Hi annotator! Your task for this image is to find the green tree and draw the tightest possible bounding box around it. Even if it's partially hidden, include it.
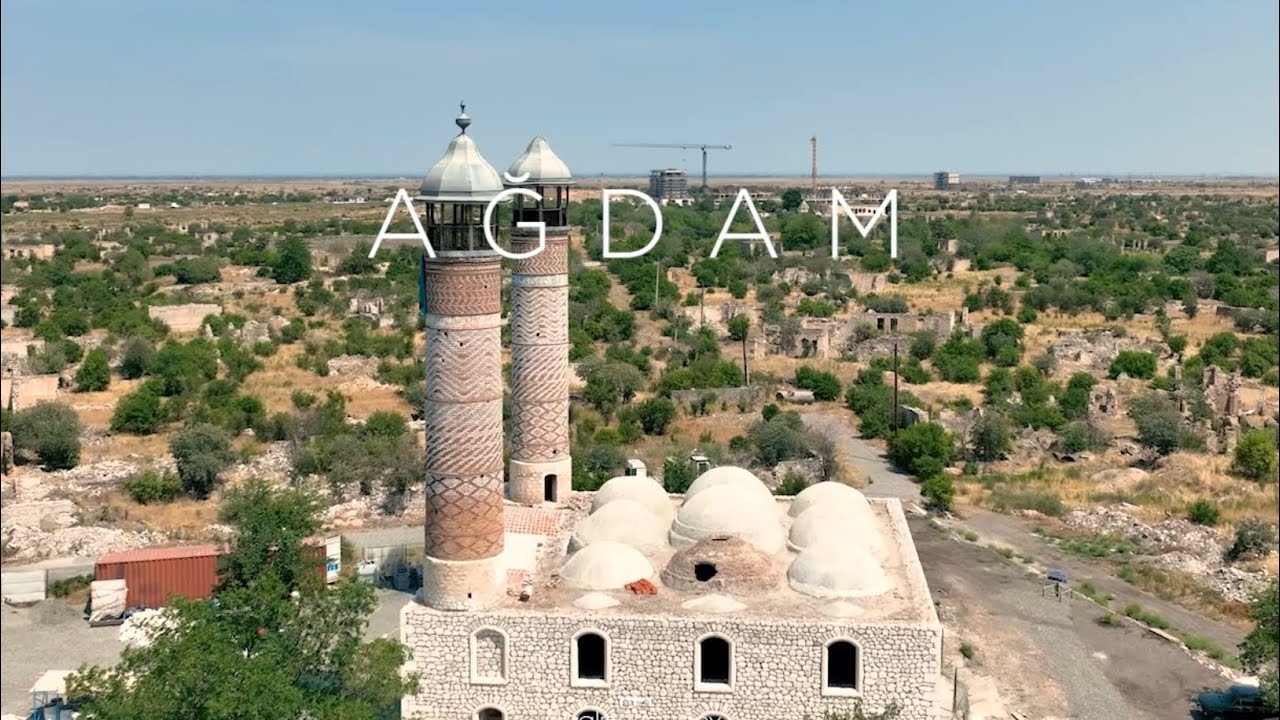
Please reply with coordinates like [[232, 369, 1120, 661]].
[[582, 361, 644, 419], [11, 401, 81, 470], [727, 313, 751, 342], [170, 423, 235, 499], [780, 188, 803, 211], [794, 366, 842, 401], [74, 348, 112, 392], [662, 456, 695, 493], [980, 318, 1024, 366], [119, 336, 155, 380], [67, 481, 418, 720], [111, 386, 166, 435], [1108, 350, 1157, 379], [1127, 393, 1190, 456], [969, 411, 1011, 462], [633, 397, 677, 435], [1239, 579, 1279, 710], [272, 237, 313, 284], [888, 422, 955, 479], [1232, 428, 1280, 483]]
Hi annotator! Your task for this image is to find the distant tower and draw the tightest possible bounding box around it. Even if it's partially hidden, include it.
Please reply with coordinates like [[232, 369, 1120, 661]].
[[810, 135, 818, 196], [417, 105, 507, 611], [505, 138, 574, 505]]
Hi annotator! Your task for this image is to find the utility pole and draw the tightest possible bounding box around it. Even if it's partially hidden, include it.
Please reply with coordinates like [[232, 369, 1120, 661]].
[[742, 331, 750, 386], [653, 262, 661, 310], [810, 135, 818, 197], [892, 342, 900, 437]]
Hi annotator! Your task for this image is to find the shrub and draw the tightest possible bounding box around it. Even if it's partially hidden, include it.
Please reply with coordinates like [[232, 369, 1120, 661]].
[[118, 337, 154, 379], [170, 423, 235, 499], [1128, 393, 1192, 456], [111, 387, 166, 435], [123, 469, 182, 504], [362, 410, 407, 439], [727, 314, 750, 342], [73, 348, 111, 392], [662, 456, 695, 494], [921, 474, 956, 512], [271, 237, 313, 284], [794, 366, 841, 401], [1108, 350, 1157, 380], [11, 402, 81, 470], [48, 574, 93, 598], [632, 397, 677, 435], [774, 472, 809, 496], [958, 642, 976, 660], [969, 412, 1011, 462], [1225, 519, 1278, 563], [1186, 499, 1220, 527], [888, 422, 955, 479], [1232, 428, 1280, 484]]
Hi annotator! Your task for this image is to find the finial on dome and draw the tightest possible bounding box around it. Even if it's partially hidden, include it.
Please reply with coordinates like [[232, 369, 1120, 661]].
[[456, 101, 471, 134]]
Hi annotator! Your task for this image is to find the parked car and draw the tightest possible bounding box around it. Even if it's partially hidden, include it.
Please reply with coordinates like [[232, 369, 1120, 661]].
[[1196, 682, 1277, 720]]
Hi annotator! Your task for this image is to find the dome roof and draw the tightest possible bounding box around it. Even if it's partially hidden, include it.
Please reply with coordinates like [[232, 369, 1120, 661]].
[[560, 541, 654, 591], [788, 481, 872, 518], [787, 503, 883, 554], [506, 137, 573, 186], [661, 536, 779, 593], [680, 593, 747, 613], [418, 107, 504, 203], [591, 475, 674, 520], [670, 484, 784, 554], [787, 540, 890, 599], [570, 499, 667, 552], [684, 466, 776, 507]]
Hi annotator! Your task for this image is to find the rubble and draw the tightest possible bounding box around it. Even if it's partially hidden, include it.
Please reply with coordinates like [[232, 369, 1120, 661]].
[[1064, 506, 1269, 603]]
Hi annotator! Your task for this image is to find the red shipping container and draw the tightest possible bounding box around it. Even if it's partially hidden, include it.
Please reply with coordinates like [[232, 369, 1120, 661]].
[[95, 544, 222, 609]]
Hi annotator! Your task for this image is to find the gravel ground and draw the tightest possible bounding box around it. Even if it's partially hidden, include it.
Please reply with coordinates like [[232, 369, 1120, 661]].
[[0, 587, 415, 715], [913, 517, 1225, 720]]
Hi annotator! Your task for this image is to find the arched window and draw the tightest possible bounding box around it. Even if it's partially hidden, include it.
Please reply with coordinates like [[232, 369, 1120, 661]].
[[476, 708, 504, 720], [571, 629, 610, 688], [694, 633, 734, 692], [576, 711, 606, 720], [822, 638, 862, 696], [469, 627, 509, 686], [699, 715, 730, 720]]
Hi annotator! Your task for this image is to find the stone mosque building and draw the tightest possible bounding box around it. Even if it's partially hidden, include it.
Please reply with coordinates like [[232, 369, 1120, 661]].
[[400, 109, 942, 720]]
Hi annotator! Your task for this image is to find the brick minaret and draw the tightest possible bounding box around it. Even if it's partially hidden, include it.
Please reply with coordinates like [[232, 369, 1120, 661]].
[[504, 137, 574, 505], [417, 106, 506, 610]]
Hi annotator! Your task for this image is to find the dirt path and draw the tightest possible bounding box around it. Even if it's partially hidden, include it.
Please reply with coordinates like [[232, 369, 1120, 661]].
[[913, 517, 1225, 720], [961, 508, 1248, 652], [801, 410, 923, 504]]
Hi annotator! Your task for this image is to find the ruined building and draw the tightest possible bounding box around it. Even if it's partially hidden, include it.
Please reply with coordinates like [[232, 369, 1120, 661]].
[[400, 110, 941, 720]]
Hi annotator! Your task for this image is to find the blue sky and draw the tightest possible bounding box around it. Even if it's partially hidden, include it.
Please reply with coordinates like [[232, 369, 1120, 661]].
[[2, 0, 1277, 176]]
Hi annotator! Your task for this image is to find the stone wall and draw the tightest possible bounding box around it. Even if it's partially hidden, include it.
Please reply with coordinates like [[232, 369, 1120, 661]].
[[2, 374, 60, 410], [148, 303, 222, 334], [402, 605, 941, 720]]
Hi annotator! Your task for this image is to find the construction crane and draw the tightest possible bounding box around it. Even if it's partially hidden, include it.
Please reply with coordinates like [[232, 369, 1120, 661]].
[[612, 142, 732, 189]]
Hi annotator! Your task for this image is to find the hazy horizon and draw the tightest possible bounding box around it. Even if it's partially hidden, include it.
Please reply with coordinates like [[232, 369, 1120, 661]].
[[3, 1, 1277, 177]]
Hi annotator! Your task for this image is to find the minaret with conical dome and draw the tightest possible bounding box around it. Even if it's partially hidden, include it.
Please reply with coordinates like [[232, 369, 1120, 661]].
[[504, 137, 574, 505], [416, 105, 506, 610]]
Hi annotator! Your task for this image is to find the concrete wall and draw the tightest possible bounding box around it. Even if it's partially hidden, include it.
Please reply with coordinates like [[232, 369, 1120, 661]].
[[148, 303, 222, 334], [2, 374, 60, 410], [402, 606, 941, 720]]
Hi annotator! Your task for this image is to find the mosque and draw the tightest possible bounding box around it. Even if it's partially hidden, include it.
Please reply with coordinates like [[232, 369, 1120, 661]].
[[399, 108, 942, 720]]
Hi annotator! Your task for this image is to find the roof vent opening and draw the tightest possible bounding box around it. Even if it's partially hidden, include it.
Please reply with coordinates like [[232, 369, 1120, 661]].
[[694, 562, 718, 582]]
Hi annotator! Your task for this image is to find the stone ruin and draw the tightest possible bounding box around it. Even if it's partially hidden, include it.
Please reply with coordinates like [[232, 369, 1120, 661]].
[[1047, 329, 1146, 374]]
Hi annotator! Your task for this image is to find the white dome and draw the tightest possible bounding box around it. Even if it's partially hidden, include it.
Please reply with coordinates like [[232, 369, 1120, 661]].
[[419, 111, 504, 203], [788, 540, 890, 599], [670, 483, 784, 554], [570, 499, 667, 552], [560, 541, 654, 591], [788, 481, 872, 518], [591, 475, 674, 520], [506, 137, 573, 186], [684, 466, 775, 507], [787, 503, 883, 554]]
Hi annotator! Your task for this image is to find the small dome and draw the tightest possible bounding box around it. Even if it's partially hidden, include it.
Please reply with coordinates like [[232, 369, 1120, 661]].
[[684, 466, 775, 507], [573, 592, 621, 611], [591, 475, 674, 520], [560, 541, 654, 591], [570, 499, 667, 552], [788, 540, 890, 599], [506, 137, 573, 186], [419, 109, 504, 203], [787, 504, 883, 554], [670, 484, 784, 554], [788, 481, 872, 517], [661, 536, 779, 593]]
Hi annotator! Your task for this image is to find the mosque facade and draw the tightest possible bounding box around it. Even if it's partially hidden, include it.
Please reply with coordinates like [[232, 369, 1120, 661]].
[[400, 110, 942, 720]]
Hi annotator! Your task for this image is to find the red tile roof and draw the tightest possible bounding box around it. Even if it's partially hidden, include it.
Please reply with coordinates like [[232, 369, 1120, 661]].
[[97, 544, 221, 564]]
